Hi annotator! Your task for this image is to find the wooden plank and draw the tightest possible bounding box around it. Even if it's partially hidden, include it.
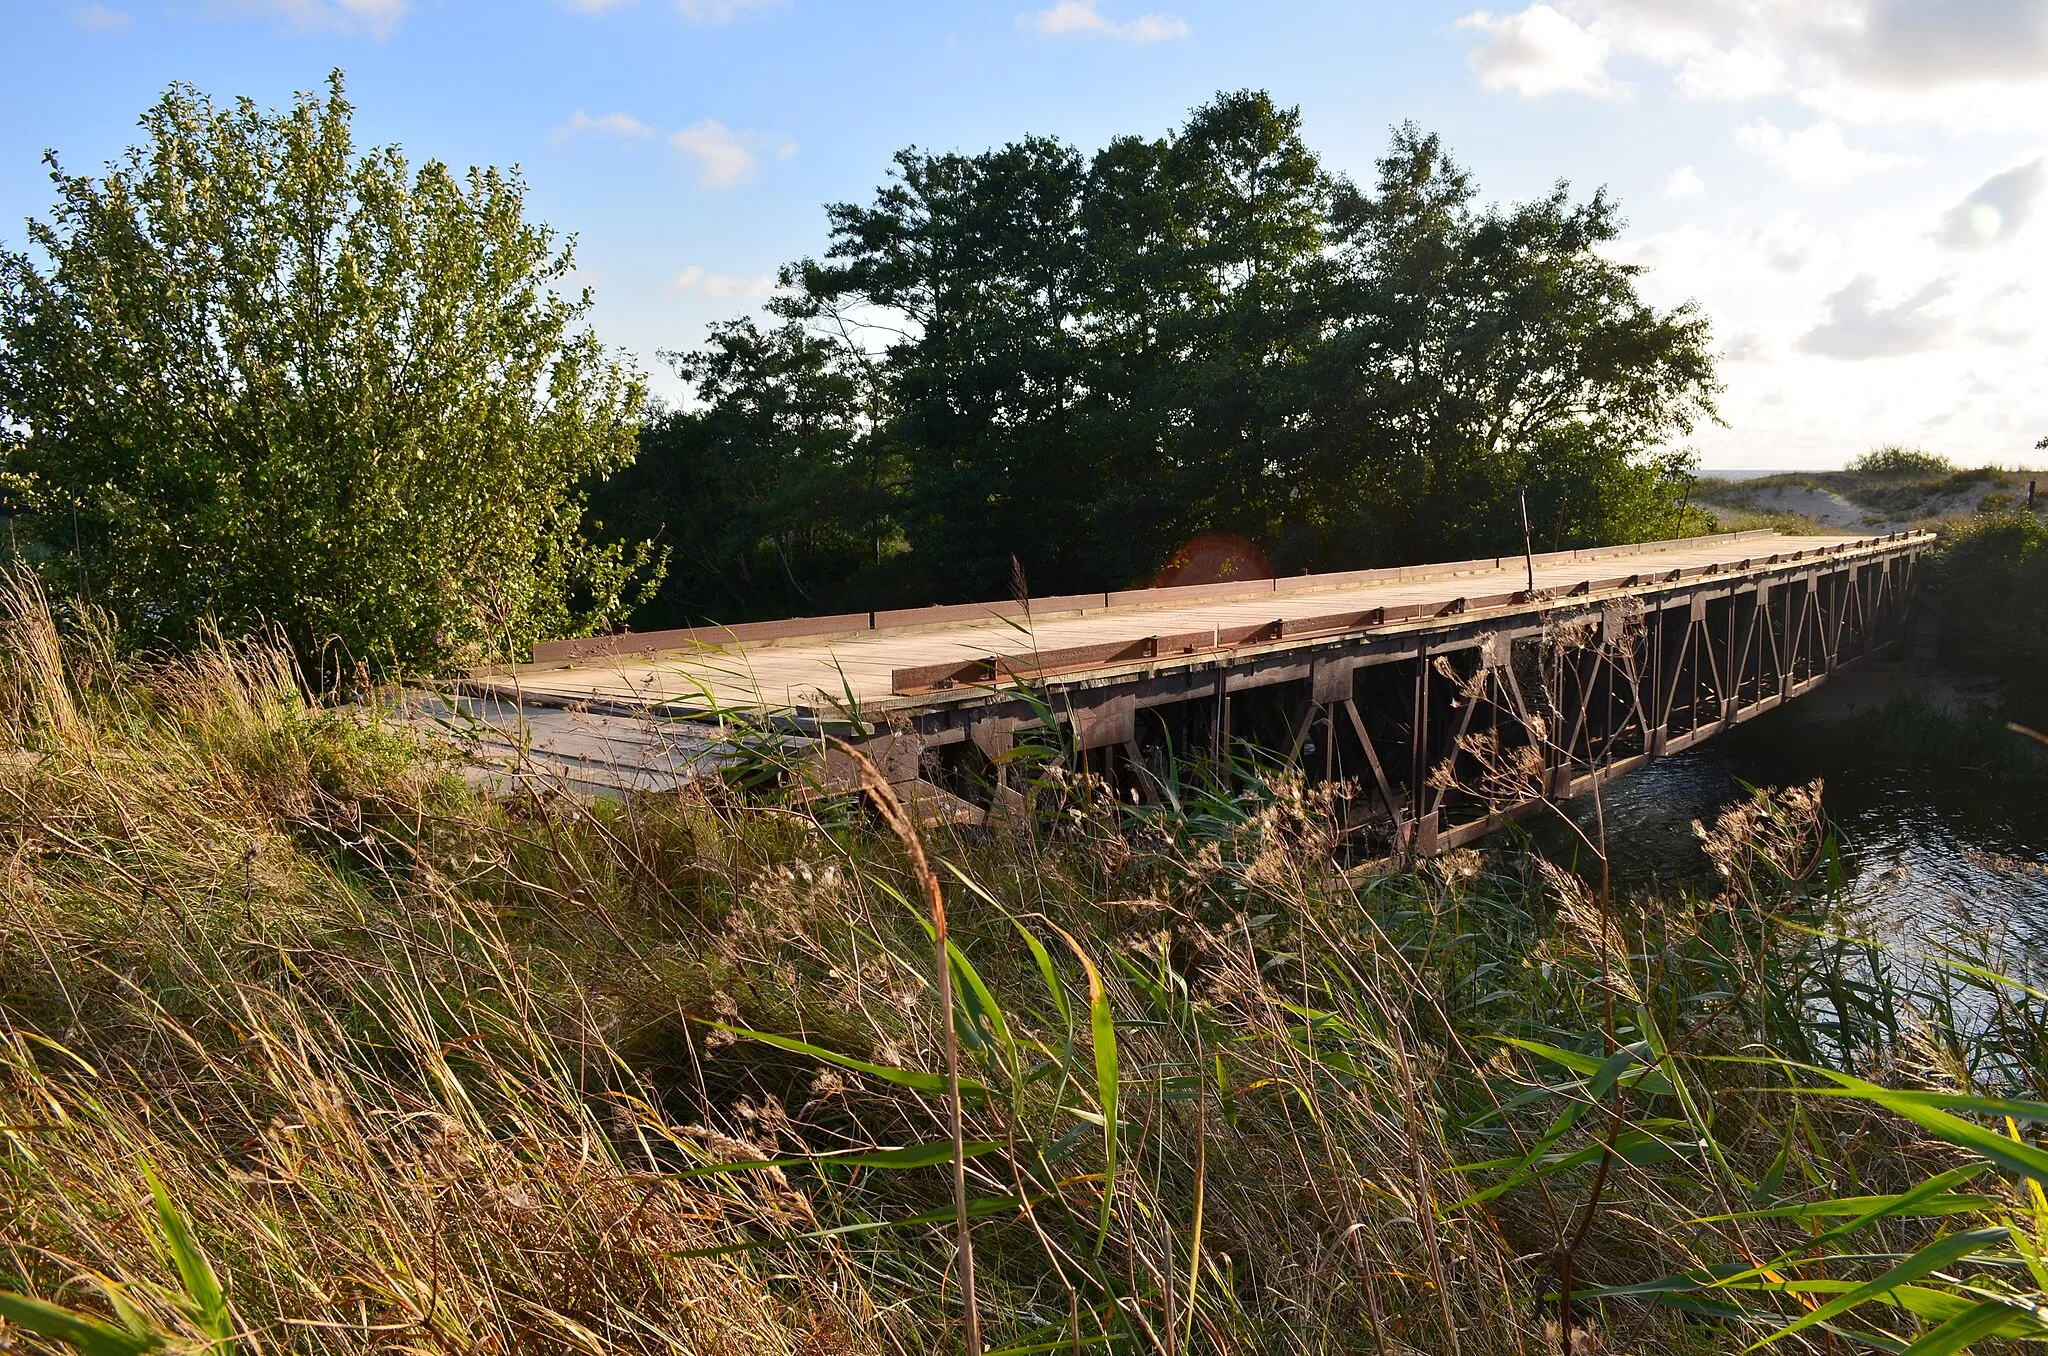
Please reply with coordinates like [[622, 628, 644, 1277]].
[[498, 531, 1930, 723], [815, 732, 923, 793], [1107, 577, 1277, 609], [532, 612, 872, 665]]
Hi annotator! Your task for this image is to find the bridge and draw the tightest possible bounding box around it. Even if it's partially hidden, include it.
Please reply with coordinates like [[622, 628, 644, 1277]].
[[461, 528, 1932, 858]]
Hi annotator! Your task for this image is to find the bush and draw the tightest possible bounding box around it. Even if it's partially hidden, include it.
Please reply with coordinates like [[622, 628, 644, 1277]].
[[1851, 444, 1953, 476], [1928, 510, 2048, 720], [0, 73, 656, 677]]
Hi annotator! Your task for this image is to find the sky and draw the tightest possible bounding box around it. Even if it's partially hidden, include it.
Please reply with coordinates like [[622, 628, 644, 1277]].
[[5, 0, 2047, 472]]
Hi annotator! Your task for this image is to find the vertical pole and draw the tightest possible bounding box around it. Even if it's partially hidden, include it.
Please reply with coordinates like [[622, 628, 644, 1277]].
[[1724, 587, 1739, 723], [1518, 485, 1537, 594], [1210, 681, 1224, 764], [1408, 649, 1428, 859]]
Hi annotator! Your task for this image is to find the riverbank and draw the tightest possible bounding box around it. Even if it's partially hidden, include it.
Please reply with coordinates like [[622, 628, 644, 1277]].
[[1694, 459, 2036, 535], [1537, 653, 2048, 980]]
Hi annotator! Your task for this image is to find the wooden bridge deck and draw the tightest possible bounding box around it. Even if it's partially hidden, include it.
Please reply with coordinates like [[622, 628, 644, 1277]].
[[485, 529, 1920, 725], [451, 527, 1933, 851]]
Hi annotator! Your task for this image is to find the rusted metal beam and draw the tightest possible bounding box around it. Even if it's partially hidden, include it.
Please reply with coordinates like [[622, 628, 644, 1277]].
[[734, 536, 1937, 852]]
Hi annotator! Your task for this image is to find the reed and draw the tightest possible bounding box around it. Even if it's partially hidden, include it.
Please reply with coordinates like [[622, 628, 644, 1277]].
[[0, 572, 2043, 1355]]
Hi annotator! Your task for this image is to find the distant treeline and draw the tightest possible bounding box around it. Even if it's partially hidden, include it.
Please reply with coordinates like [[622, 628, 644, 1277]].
[[595, 91, 1721, 627]]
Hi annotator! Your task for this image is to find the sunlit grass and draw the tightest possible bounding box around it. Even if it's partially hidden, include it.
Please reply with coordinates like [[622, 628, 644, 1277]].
[[1, 571, 2044, 1355]]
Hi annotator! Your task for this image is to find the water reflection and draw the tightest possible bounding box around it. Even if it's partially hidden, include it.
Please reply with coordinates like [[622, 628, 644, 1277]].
[[1526, 702, 2048, 960]]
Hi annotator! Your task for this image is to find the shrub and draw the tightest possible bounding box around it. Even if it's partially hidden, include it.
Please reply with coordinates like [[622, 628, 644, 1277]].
[[1928, 510, 2048, 720], [1852, 444, 1953, 476], [0, 73, 657, 677]]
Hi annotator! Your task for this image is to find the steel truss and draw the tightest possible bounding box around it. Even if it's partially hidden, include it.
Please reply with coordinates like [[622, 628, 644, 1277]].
[[834, 540, 1929, 855]]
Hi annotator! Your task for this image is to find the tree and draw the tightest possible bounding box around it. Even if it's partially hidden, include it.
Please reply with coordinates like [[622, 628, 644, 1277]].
[[1087, 91, 1338, 582], [0, 72, 653, 674], [638, 99, 1720, 621], [792, 135, 1094, 600], [1301, 126, 1719, 568], [590, 318, 890, 625]]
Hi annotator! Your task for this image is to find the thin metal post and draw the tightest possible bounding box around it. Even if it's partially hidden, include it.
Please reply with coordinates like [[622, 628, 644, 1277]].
[[1518, 485, 1537, 594]]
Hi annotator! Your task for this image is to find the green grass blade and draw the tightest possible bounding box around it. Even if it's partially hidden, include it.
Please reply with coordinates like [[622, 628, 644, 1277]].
[[1698, 1179, 1993, 1224], [1749, 1227, 2010, 1349], [673, 1140, 1004, 1178], [1897, 1300, 2048, 1355], [1806, 1075, 2048, 1188], [1009, 915, 1072, 1031], [1702, 1168, 2000, 1302], [1046, 921, 1118, 1252], [704, 1022, 987, 1098], [142, 1161, 230, 1344], [0, 1293, 162, 1356]]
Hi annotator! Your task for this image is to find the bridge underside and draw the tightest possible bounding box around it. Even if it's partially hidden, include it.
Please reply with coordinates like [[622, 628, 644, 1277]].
[[482, 531, 1931, 856], [1039, 551, 1921, 860]]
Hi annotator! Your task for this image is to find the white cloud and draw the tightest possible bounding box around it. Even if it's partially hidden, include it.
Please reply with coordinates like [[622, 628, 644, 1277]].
[[562, 0, 637, 10], [1835, 0, 2048, 89], [550, 110, 656, 143], [227, 0, 408, 37], [1458, 4, 1626, 98], [675, 0, 779, 20], [1609, 192, 2048, 467], [1020, 2, 1189, 42], [669, 120, 794, 189], [1752, 213, 1825, 273], [71, 4, 132, 29], [1456, 3, 2048, 130], [1664, 165, 1706, 198], [1798, 274, 1954, 359], [1936, 158, 2046, 249], [1673, 42, 1783, 100], [665, 265, 778, 299], [1735, 118, 1918, 185], [1720, 331, 1766, 362]]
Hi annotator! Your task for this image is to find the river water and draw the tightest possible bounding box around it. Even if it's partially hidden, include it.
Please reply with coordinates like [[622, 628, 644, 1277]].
[[1529, 687, 2048, 961]]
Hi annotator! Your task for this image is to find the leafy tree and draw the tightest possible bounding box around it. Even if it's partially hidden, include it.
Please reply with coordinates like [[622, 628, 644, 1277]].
[[1088, 92, 1338, 583], [1302, 126, 1718, 568], [790, 135, 1094, 600], [0, 72, 652, 674], [637, 96, 1720, 619], [590, 318, 889, 625]]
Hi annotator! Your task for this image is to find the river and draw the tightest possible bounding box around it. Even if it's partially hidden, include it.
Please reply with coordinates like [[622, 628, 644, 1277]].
[[1529, 674, 2048, 963]]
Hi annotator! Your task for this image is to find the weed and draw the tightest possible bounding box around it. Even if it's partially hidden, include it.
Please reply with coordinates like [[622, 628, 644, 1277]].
[[0, 574, 2044, 1354]]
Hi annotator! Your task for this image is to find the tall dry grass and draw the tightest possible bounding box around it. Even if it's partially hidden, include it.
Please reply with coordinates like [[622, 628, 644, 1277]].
[[1, 571, 2044, 1355]]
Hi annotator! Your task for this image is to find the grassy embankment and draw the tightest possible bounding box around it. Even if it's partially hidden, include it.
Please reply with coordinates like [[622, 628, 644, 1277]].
[[1695, 446, 2034, 536], [2, 571, 2047, 1355], [1699, 447, 2047, 757]]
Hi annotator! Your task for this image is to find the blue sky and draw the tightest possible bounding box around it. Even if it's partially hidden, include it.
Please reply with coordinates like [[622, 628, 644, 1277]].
[[6, 0, 2047, 470]]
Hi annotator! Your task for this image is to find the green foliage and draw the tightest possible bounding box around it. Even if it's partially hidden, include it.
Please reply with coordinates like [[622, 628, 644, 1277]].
[[7, 588, 2048, 1353], [1844, 691, 2047, 780], [1853, 444, 1956, 477], [589, 319, 893, 626], [0, 1294, 163, 1356], [1928, 511, 2048, 720], [1303, 125, 1718, 567], [625, 95, 1720, 611], [0, 72, 655, 675]]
